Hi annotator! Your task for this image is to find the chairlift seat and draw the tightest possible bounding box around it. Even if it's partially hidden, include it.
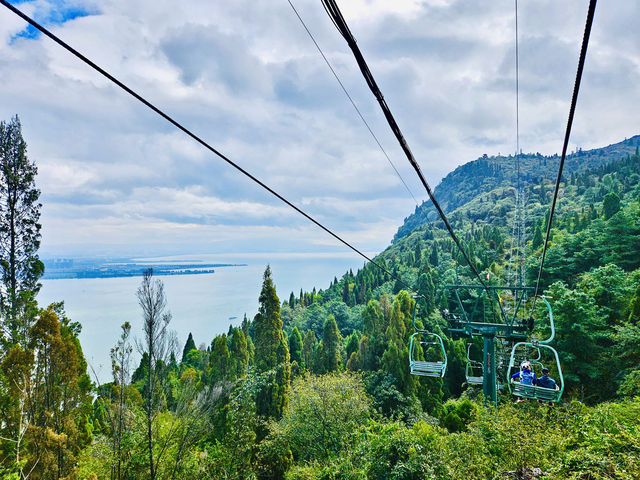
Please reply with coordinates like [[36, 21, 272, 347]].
[[512, 382, 561, 402], [410, 360, 447, 377]]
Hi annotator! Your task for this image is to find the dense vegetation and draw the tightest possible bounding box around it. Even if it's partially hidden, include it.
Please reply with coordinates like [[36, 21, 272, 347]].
[[0, 118, 639, 479]]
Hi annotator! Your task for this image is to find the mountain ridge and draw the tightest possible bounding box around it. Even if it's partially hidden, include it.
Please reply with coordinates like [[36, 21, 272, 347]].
[[395, 134, 640, 241]]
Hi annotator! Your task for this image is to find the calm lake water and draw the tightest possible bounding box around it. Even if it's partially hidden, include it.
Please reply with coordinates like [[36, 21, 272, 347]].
[[39, 252, 367, 380]]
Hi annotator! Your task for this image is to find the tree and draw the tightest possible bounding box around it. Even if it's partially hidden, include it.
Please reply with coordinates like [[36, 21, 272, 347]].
[[288, 326, 304, 372], [531, 224, 544, 249], [228, 327, 249, 380], [273, 373, 371, 460], [181, 332, 196, 364], [603, 191, 621, 220], [315, 314, 342, 374], [0, 115, 43, 341], [11, 305, 92, 478], [136, 268, 172, 480], [302, 330, 316, 370], [209, 334, 229, 383], [110, 321, 133, 480], [429, 243, 439, 267], [253, 266, 290, 420]]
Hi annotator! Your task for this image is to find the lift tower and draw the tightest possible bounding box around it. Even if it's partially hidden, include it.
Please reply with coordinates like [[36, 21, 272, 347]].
[[444, 285, 533, 405]]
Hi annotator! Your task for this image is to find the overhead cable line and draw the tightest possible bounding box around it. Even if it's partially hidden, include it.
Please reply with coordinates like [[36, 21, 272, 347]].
[[531, 0, 597, 309], [285, 0, 420, 206], [320, 0, 490, 291], [0, 0, 416, 293], [507, 0, 521, 289]]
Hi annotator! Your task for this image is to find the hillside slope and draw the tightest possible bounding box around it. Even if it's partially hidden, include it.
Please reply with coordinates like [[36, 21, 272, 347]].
[[395, 135, 640, 241]]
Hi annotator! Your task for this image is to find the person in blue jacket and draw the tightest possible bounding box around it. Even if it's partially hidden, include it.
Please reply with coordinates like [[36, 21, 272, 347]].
[[536, 367, 557, 390], [511, 361, 537, 385]]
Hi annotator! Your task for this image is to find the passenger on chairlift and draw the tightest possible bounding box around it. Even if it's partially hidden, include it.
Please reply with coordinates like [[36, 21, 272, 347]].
[[510, 361, 536, 385], [536, 367, 557, 390]]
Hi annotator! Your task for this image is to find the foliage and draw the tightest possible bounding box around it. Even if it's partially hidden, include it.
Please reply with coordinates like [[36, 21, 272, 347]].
[[273, 372, 371, 461]]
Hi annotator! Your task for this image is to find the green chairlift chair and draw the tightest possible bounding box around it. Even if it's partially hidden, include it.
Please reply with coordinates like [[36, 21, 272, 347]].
[[409, 296, 447, 378], [465, 343, 483, 385], [507, 296, 564, 402]]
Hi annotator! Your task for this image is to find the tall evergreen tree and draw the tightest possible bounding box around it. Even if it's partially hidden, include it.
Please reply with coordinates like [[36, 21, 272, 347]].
[[603, 191, 621, 220], [315, 314, 342, 374], [228, 327, 249, 380], [209, 334, 229, 383], [429, 244, 439, 267], [181, 332, 196, 363], [253, 266, 290, 419], [288, 292, 296, 309], [302, 330, 316, 370], [288, 326, 304, 369], [0, 115, 43, 340]]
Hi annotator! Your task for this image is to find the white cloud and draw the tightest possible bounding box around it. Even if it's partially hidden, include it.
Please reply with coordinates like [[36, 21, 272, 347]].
[[0, 0, 637, 260]]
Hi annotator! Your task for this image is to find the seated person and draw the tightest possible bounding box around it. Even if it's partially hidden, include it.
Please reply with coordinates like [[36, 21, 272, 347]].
[[511, 361, 536, 385], [536, 367, 557, 389]]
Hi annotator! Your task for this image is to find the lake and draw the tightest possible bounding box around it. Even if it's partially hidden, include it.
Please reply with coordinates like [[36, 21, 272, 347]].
[[38, 252, 368, 381]]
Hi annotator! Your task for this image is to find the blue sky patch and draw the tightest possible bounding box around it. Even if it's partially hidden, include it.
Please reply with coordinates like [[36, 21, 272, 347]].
[[10, 0, 98, 42]]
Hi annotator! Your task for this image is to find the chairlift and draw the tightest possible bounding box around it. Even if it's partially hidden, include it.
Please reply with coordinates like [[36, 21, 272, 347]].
[[409, 296, 447, 378], [465, 343, 483, 385], [507, 297, 564, 402]]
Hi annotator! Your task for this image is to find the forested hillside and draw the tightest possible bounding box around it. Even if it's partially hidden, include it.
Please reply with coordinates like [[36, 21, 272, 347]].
[[1, 128, 639, 479], [395, 135, 640, 239]]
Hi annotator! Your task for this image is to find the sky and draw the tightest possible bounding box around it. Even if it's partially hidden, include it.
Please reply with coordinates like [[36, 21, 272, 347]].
[[0, 0, 638, 260]]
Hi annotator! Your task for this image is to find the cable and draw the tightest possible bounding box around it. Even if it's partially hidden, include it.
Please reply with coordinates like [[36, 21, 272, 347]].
[[320, 0, 490, 291], [532, 0, 597, 308], [0, 0, 416, 293], [286, 0, 420, 206]]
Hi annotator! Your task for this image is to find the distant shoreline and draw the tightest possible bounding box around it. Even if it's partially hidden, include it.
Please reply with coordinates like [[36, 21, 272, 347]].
[[42, 263, 248, 280]]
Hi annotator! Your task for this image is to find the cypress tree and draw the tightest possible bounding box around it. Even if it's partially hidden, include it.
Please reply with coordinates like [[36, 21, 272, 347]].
[[345, 332, 360, 359], [288, 326, 304, 369], [254, 266, 290, 419], [228, 327, 249, 380], [342, 280, 350, 304], [302, 330, 316, 370], [414, 243, 422, 267], [316, 314, 342, 374], [289, 291, 295, 308], [429, 244, 439, 266], [209, 334, 229, 383], [181, 332, 196, 363]]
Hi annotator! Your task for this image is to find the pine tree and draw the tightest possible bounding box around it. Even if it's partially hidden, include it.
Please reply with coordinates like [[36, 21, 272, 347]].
[[253, 266, 290, 419], [0, 115, 43, 340], [181, 332, 196, 363]]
